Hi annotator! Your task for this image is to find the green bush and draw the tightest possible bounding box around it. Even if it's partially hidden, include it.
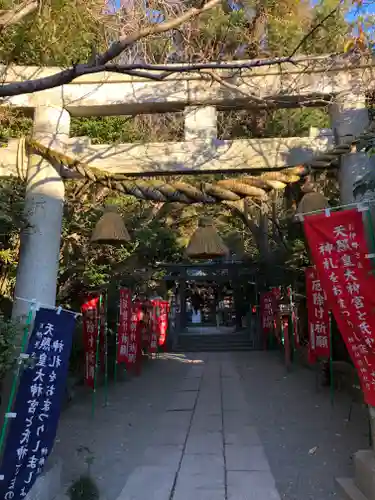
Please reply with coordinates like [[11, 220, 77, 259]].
[[68, 475, 100, 500], [0, 314, 21, 381]]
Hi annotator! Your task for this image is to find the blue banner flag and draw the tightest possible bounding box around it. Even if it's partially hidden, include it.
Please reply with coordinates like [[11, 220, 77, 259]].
[[0, 308, 77, 500]]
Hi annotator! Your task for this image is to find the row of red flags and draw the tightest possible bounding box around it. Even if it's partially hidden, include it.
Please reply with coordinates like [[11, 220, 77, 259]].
[[260, 208, 375, 406], [81, 291, 169, 388]]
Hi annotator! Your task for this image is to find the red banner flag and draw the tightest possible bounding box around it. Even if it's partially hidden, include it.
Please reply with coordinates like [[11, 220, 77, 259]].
[[158, 301, 169, 347], [149, 301, 159, 353], [260, 292, 276, 334], [117, 288, 132, 363], [128, 301, 142, 365], [151, 299, 169, 349], [304, 208, 375, 405], [82, 296, 99, 388], [305, 266, 330, 359]]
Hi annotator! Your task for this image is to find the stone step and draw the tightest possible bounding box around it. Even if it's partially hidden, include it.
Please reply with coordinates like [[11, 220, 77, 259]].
[[354, 450, 375, 500], [176, 333, 259, 352], [174, 345, 256, 352], [336, 478, 369, 500]]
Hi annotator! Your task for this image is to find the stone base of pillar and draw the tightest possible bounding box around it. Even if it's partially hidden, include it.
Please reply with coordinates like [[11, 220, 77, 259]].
[[336, 450, 375, 500]]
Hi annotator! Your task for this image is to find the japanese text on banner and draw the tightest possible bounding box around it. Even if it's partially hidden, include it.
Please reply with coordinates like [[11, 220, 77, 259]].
[[81, 296, 99, 388], [149, 301, 159, 354], [127, 302, 141, 365], [304, 209, 375, 405], [117, 289, 131, 363], [305, 267, 330, 358], [260, 292, 276, 334], [0, 308, 76, 500], [158, 301, 169, 347]]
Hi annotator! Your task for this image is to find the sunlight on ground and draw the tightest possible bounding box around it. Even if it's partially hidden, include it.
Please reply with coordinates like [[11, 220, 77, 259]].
[[160, 353, 205, 364]]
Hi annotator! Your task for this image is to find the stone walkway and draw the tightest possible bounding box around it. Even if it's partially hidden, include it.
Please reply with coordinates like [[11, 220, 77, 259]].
[[55, 351, 369, 500]]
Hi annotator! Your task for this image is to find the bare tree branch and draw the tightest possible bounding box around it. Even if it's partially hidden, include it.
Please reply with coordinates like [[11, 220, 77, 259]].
[[0, 0, 346, 98], [0, 0, 38, 30], [0, 52, 343, 97], [0, 0, 221, 96]]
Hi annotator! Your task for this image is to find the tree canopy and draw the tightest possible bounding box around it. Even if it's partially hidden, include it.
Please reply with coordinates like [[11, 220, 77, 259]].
[[0, 0, 370, 314]]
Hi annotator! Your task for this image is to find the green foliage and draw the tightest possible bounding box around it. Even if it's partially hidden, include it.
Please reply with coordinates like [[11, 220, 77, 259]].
[[0, 314, 21, 380], [305, 0, 349, 54], [70, 117, 147, 144], [68, 446, 98, 500], [266, 0, 348, 56], [0, 0, 106, 66], [0, 110, 32, 144], [68, 476, 99, 500]]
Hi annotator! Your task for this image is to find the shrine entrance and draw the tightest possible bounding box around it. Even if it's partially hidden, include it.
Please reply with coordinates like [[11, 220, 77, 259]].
[[161, 260, 261, 349]]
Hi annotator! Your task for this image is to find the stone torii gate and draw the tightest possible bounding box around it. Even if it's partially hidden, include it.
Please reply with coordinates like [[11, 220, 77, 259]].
[[0, 55, 375, 320]]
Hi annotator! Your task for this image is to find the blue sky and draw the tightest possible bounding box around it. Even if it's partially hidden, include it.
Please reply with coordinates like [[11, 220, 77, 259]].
[[347, 1, 375, 21], [113, 0, 375, 17], [112, 0, 375, 35]]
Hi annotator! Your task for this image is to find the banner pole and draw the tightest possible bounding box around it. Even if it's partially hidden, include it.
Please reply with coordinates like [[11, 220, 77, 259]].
[[364, 210, 375, 447], [288, 286, 295, 362], [328, 311, 334, 407], [92, 293, 102, 418], [0, 307, 33, 458], [365, 210, 375, 261], [104, 290, 109, 407]]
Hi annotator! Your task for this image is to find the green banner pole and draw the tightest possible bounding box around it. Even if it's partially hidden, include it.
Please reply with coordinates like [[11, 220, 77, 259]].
[[329, 311, 334, 407], [92, 293, 102, 419], [0, 307, 33, 456], [288, 287, 295, 361], [103, 290, 109, 407], [366, 209, 375, 258]]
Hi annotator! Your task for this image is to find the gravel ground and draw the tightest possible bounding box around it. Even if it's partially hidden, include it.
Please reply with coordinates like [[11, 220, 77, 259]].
[[234, 351, 369, 500]]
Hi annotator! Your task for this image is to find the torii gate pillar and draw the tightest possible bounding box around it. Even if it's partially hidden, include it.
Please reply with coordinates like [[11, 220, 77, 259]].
[[12, 106, 70, 320], [330, 92, 374, 204]]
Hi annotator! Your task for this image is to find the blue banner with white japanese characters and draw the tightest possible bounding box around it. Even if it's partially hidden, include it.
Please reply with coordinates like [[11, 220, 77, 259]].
[[0, 308, 77, 500]]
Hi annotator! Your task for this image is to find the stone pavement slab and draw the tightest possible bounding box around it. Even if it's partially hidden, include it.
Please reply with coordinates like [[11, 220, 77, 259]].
[[225, 444, 271, 471], [224, 426, 261, 446], [178, 452, 225, 473], [158, 410, 191, 428], [190, 413, 222, 432], [149, 427, 188, 446], [227, 471, 281, 500], [142, 445, 184, 467], [167, 391, 197, 411], [185, 431, 223, 454], [116, 466, 176, 500]]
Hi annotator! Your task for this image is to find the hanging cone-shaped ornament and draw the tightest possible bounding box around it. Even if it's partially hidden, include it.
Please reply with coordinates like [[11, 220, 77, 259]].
[[91, 205, 130, 246], [185, 217, 229, 260]]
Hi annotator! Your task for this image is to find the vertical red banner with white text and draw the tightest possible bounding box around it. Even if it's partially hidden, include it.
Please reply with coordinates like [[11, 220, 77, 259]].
[[82, 296, 99, 388], [149, 301, 159, 353], [304, 209, 375, 405], [305, 266, 330, 360], [158, 301, 169, 347], [117, 288, 132, 364], [260, 292, 276, 339], [128, 301, 142, 365]]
